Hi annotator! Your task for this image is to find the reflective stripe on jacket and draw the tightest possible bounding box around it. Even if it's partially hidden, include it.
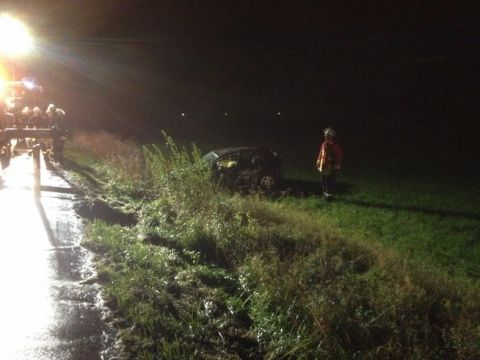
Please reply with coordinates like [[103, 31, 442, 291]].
[[317, 140, 342, 172]]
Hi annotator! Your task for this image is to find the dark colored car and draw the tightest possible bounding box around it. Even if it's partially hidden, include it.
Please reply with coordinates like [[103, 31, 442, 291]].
[[203, 146, 282, 191]]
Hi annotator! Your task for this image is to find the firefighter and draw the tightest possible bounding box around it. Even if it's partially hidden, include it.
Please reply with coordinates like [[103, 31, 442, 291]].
[[30, 107, 49, 128], [45, 103, 57, 127], [55, 108, 66, 129], [316, 127, 342, 200], [19, 106, 32, 128], [50, 108, 67, 162]]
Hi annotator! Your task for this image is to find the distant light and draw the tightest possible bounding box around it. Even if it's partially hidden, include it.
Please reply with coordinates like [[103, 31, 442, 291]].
[[22, 79, 35, 90], [181, 113, 185, 117], [224, 112, 228, 116], [277, 112, 281, 116], [0, 14, 33, 57]]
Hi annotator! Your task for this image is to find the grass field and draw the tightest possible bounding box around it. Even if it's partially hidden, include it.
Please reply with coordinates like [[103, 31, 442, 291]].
[[65, 131, 480, 359], [280, 169, 480, 280]]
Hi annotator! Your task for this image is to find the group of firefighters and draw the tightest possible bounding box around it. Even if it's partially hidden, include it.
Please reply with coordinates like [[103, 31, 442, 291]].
[[0, 103, 66, 130], [0, 102, 68, 163]]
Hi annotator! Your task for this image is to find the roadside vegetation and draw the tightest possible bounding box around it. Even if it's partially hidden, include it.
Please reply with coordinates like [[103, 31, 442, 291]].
[[65, 131, 480, 359]]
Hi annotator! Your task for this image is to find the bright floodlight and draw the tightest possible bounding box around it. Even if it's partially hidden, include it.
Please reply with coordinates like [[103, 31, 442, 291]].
[[0, 14, 33, 57]]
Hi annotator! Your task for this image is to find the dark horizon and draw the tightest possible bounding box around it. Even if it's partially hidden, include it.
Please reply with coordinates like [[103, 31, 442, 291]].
[[2, 1, 479, 173]]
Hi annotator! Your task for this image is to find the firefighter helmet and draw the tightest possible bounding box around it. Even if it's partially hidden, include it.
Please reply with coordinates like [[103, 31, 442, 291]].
[[46, 103, 56, 113], [324, 127, 335, 137]]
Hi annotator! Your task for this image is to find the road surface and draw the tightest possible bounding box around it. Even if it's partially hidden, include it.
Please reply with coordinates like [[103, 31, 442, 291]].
[[0, 154, 116, 359]]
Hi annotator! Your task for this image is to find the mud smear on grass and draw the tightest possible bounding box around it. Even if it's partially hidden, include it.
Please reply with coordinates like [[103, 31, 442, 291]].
[[74, 198, 137, 226]]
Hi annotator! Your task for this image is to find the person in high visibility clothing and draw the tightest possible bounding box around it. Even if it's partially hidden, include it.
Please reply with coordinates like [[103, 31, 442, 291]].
[[316, 127, 342, 199]]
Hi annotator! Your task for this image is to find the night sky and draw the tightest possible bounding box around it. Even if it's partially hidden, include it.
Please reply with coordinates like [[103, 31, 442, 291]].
[[2, 1, 479, 173]]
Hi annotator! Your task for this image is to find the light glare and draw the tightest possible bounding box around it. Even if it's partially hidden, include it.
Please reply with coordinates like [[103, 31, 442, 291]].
[[0, 14, 33, 57], [22, 79, 35, 89]]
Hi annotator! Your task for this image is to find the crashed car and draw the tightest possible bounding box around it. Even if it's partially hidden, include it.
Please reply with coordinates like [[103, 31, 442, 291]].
[[203, 146, 282, 191]]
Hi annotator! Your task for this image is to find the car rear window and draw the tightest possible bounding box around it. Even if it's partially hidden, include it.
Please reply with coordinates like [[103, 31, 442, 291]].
[[202, 152, 219, 163]]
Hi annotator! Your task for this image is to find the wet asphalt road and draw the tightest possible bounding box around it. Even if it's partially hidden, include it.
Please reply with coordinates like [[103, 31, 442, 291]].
[[0, 154, 116, 359]]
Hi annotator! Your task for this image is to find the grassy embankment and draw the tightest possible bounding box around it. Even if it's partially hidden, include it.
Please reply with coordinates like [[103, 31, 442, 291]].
[[65, 131, 480, 359]]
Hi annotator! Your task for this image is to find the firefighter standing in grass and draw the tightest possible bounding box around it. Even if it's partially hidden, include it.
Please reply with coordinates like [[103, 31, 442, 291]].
[[316, 127, 342, 200]]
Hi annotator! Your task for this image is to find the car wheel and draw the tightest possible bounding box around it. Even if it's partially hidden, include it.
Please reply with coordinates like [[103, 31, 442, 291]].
[[258, 174, 277, 191]]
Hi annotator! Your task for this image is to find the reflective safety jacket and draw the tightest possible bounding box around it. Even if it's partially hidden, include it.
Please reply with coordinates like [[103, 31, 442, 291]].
[[317, 139, 342, 174]]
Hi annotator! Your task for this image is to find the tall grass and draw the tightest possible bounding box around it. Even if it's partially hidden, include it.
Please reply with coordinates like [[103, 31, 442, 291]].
[[143, 132, 217, 214], [70, 131, 148, 198], [69, 132, 480, 359]]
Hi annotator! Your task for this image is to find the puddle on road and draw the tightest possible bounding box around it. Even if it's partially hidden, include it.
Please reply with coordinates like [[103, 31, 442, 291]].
[[0, 155, 119, 359]]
